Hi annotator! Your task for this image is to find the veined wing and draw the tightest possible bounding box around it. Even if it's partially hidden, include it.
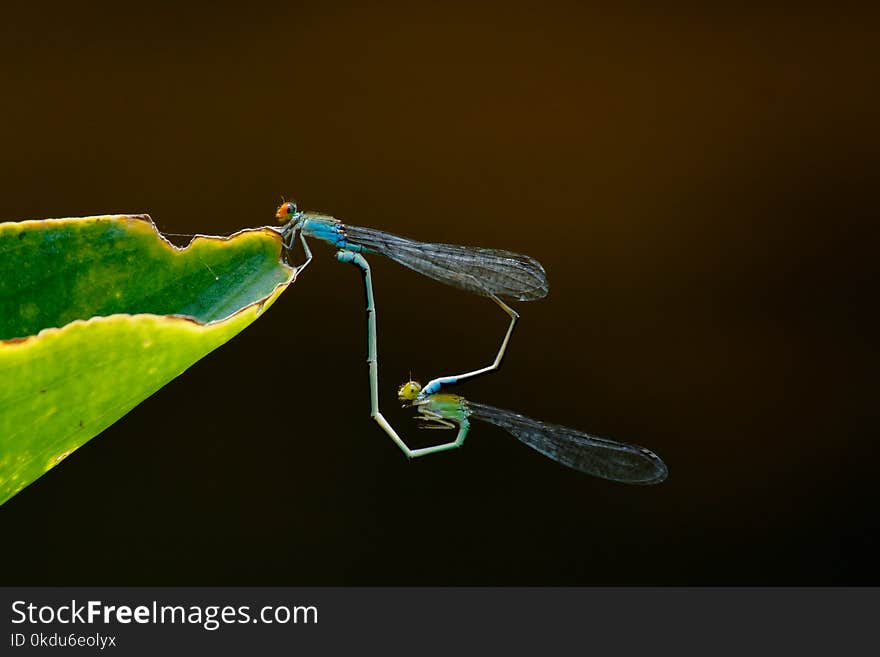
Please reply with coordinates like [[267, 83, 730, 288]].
[[343, 224, 548, 301], [467, 402, 668, 484]]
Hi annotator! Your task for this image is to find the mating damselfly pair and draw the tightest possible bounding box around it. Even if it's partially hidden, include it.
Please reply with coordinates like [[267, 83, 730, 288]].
[[274, 200, 667, 485]]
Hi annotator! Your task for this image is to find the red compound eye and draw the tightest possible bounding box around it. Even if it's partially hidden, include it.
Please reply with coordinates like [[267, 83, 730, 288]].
[[275, 202, 294, 221]]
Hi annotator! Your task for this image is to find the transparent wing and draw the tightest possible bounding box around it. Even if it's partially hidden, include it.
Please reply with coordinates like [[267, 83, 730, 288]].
[[343, 224, 548, 301], [467, 402, 668, 484]]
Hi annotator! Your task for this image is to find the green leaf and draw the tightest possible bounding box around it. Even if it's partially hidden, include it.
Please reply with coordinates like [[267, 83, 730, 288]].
[[0, 214, 294, 504]]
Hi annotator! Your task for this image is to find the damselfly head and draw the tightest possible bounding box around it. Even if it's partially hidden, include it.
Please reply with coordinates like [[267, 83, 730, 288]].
[[275, 201, 299, 224], [398, 380, 422, 402]]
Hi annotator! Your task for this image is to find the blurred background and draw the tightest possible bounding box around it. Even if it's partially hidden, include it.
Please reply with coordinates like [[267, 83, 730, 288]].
[[0, 2, 877, 584]]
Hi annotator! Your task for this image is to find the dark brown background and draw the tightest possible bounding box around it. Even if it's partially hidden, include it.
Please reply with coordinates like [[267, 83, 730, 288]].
[[1, 2, 877, 584]]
